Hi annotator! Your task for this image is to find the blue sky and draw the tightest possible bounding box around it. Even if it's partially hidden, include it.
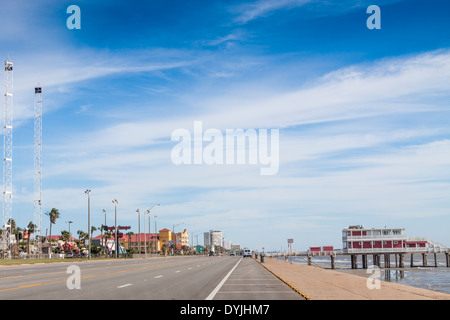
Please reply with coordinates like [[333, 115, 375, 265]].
[[1, 0, 450, 251]]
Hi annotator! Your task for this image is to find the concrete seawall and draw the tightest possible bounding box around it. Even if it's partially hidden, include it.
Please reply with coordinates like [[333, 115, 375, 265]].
[[257, 257, 450, 300]]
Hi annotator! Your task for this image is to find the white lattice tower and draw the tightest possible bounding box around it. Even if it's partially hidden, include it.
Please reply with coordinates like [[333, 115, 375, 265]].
[[3, 59, 13, 258], [34, 86, 42, 255]]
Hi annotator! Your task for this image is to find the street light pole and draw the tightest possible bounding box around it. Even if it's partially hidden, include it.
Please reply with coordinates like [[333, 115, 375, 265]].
[[145, 204, 159, 254], [65, 221, 73, 240], [154, 215, 157, 253], [112, 199, 118, 258], [85, 189, 91, 259], [102, 209, 106, 254], [144, 210, 150, 256], [136, 209, 141, 255], [143, 210, 147, 257]]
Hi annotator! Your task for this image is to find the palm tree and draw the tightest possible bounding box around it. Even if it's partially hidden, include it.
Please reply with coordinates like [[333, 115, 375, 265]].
[[77, 230, 87, 247], [126, 231, 134, 253], [60, 230, 71, 242], [45, 208, 60, 255], [104, 231, 112, 255], [90, 226, 97, 241], [26, 221, 36, 254], [60, 230, 71, 252], [100, 224, 104, 254]]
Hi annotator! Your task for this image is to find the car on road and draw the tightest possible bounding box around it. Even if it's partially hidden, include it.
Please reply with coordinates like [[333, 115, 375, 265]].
[[243, 248, 251, 257], [209, 251, 214, 256], [65, 252, 74, 258]]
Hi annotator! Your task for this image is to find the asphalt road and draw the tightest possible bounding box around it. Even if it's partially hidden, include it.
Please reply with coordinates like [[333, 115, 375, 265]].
[[0, 256, 304, 300]]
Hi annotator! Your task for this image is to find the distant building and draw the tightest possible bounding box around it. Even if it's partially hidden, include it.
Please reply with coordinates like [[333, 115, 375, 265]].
[[159, 228, 172, 245], [222, 239, 231, 250], [231, 244, 240, 252], [203, 232, 210, 246], [204, 230, 223, 247], [175, 229, 189, 249]]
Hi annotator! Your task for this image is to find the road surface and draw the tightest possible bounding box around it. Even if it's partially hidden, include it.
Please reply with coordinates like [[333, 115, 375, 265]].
[[0, 256, 304, 300]]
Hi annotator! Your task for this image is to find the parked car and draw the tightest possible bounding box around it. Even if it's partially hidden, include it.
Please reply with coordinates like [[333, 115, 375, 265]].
[[65, 252, 74, 258]]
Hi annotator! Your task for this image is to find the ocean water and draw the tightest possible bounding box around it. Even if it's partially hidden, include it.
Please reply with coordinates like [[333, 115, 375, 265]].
[[279, 254, 450, 295]]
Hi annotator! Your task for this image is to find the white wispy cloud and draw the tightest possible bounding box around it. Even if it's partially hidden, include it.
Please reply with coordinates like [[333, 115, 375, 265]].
[[33, 49, 450, 242], [231, 0, 313, 24], [230, 0, 407, 24]]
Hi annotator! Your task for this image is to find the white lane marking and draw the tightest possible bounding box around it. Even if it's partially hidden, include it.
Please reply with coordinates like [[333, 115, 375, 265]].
[[175, 270, 180, 273], [188, 267, 192, 270], [117, 284, 132, 288], [205, 258, 243, 300], [155, 275, 163, 278]]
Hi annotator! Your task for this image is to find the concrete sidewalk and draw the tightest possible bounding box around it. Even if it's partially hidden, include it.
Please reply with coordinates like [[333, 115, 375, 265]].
[[258, 257, 450, 300]]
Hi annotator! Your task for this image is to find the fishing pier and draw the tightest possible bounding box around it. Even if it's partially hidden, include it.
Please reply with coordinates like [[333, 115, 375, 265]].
[[266, 225, 450, 270]]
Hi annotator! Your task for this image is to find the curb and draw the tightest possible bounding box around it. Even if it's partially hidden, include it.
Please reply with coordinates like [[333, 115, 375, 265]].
[[255, 257, 312, 300]]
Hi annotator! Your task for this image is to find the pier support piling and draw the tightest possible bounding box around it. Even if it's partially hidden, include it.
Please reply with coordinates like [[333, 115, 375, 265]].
[[384, 254, 391, 268], [422, 253, 427, 267], [362, 255, 367, 269], [399, 254, 404, 268]]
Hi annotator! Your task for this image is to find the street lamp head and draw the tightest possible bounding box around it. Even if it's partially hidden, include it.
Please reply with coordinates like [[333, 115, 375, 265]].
[[112, 199, 118, 204], [103, 209, 106, 214], [85, 189, 91, 194], [136, 209, 140, 213]]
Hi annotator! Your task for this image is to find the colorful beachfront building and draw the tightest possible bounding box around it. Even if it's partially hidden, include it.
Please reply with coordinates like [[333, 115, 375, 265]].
[[342, 225, 445, 253]]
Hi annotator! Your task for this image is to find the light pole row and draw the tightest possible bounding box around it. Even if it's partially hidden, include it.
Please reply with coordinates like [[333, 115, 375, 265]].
[[84, 189, 119, 258], [84, 190, 161, 259], [137, 204, 160, 256]]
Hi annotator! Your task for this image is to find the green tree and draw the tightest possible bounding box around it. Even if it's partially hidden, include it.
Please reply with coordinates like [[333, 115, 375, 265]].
[[45, 208, 60, 252], [77, 230, 88, 247], [60, 230, 71, 242], [104, 231, 112, 255], [90, 226, 97, 240], [126, 231, 134, 253], [26, 221, 36, 254]]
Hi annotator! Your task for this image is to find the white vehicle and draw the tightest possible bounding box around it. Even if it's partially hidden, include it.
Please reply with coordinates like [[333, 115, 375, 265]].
[[243, 248, 251, 257]]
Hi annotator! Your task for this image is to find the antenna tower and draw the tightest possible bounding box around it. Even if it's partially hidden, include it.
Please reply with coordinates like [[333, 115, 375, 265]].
[[34, 85, 42, 256], [2, 59, 13, 259]]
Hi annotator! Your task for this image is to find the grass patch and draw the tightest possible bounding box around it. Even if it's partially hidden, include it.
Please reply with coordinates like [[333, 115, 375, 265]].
[[0, 257, 111, 266]]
